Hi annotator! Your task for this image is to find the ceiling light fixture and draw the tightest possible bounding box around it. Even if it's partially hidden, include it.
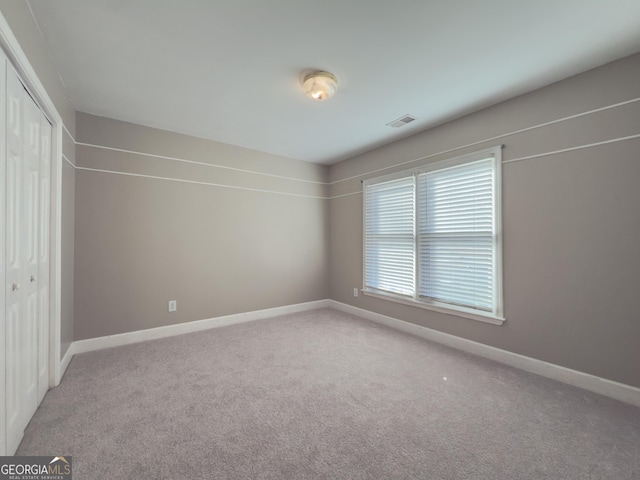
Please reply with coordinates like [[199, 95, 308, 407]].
[[302, 71, 338, 101]]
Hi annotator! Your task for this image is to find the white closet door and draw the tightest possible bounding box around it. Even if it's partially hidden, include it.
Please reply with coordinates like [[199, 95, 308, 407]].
[[5, 67, 44, 454], [3, 59, 50, 456], [22, 89, 41, 427], [38, 113, 51, 403], [0, 49, 7, 458], [5, 66, 26, 454]]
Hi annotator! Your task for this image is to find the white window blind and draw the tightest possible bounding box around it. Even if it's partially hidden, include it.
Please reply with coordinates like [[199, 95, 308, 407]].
[[364, 176, 415, 296], [418, 159, 495, 311], [363, 147, 502, 320]]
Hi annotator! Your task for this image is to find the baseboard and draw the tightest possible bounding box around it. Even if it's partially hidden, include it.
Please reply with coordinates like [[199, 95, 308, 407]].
[[59, 343, 75, 380], [72, 299, 330, 355], [59, 298, 640, 408], [328, 300, 640, 408]]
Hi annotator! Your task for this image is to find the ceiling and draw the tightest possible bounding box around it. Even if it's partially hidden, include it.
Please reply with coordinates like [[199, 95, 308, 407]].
[[27, 1, 640, 165]]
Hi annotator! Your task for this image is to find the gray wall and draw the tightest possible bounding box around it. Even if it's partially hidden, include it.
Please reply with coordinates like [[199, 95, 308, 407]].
[[0, 2, 76, 360], [73, 113, 329, 340], [328, 52, 640, 388], [5, 0, 639, 389]]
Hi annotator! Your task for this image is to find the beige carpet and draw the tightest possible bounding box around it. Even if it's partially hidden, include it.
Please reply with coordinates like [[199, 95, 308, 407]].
[[18, 308, 640, 479]]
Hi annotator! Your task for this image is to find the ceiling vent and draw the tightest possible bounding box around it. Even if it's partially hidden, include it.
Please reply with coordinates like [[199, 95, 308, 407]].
[[387, 114, 417, 128]]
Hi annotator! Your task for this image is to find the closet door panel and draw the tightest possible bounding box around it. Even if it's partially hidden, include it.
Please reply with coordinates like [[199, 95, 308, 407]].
[[3, 62, 50, 455], [5, 67, 25, 454], [22, 92, 41, 424], [0, 50, 6, 457], [37, 114, 51, 402]]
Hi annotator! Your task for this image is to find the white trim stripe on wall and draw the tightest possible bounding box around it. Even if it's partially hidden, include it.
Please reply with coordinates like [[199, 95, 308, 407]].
[[62, 123, 74, 144], [329, 132, 640, 199], [66, 96, 640, 191], [62, 153, 75, 168], [65, 124, 326, 186], [74, 166, 328, 200], [76, 142, 327, 186], [329, 96, 640, 185], [70, 131, 640, 201], [502, 133, 640, 164]]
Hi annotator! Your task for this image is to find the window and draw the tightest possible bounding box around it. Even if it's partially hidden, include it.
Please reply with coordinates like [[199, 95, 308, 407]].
[[363, 146, 503, 324]]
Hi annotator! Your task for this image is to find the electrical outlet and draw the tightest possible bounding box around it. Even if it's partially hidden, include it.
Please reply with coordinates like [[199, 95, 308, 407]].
[[353, 288, 359, 297], [168, 300, 177, 312]]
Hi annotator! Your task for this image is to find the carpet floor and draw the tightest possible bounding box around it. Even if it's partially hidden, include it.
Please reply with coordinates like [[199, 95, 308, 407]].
[[17, 308, 640, 479]]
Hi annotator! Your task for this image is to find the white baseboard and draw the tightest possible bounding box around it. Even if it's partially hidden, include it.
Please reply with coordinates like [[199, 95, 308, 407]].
[[72, 299, 330, 355], [59, 344, 75, 380], [328, 300, 640, 408], [59, 298, 640, 408]]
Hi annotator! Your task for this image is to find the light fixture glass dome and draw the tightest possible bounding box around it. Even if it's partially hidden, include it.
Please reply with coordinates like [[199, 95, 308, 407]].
[[303, 71, 338, 101]]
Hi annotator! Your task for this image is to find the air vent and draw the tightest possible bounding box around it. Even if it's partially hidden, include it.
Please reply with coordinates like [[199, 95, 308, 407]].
[[386, 114, 417, 128]]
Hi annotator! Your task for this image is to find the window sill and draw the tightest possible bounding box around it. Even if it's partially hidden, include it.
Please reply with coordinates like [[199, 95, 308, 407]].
[[361, 289, 506, 326]]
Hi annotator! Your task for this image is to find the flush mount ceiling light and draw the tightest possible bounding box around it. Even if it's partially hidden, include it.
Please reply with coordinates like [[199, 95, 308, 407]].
[[302, 71, 338, 101]]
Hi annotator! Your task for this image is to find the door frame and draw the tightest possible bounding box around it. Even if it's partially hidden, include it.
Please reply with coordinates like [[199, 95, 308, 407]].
[[0, 10, 65, 395]]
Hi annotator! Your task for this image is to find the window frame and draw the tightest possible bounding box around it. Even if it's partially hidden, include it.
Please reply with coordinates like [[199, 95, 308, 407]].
[[362, 146, 504, 325]]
